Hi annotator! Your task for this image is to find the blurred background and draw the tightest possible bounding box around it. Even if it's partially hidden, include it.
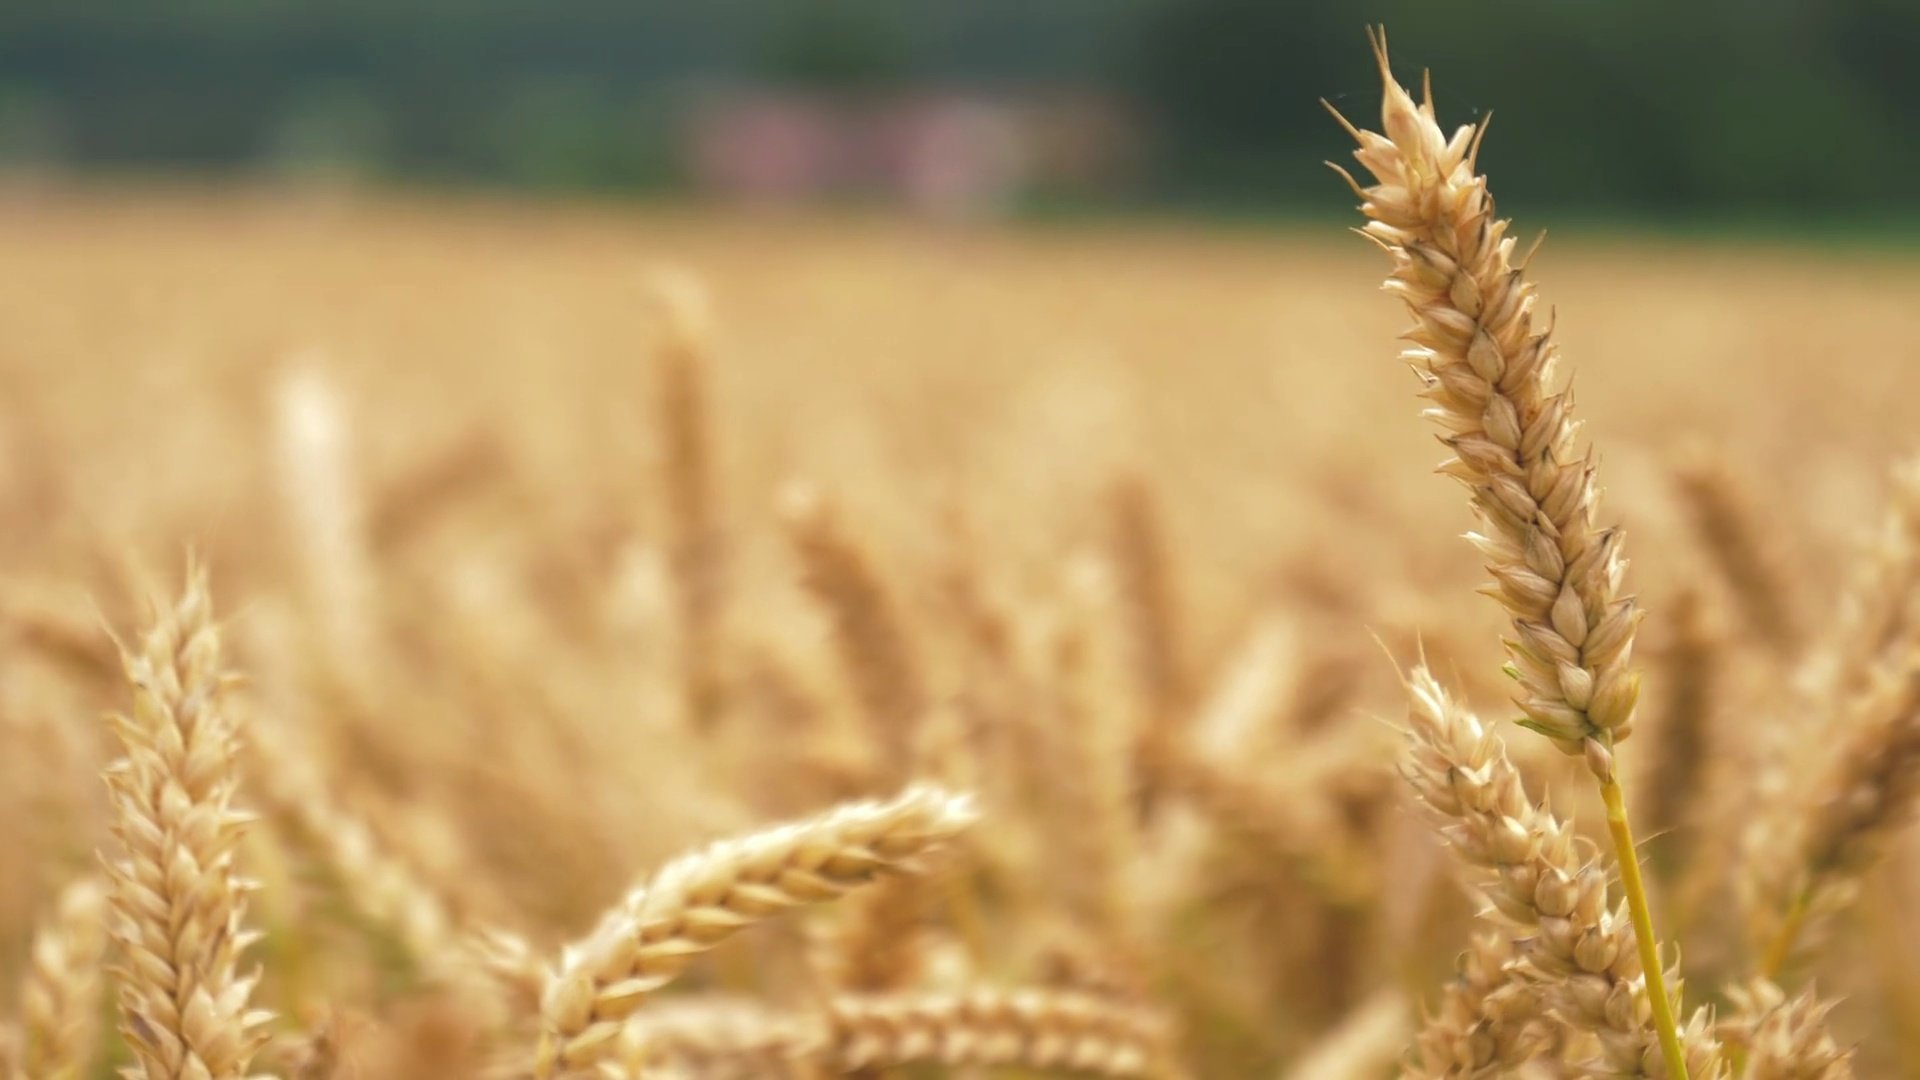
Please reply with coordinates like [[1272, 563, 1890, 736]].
[[5, 0, 1919, 227]]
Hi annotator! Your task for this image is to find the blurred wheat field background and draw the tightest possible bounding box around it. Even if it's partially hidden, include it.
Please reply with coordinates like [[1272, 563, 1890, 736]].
[[6, 152, 1920, 1077]]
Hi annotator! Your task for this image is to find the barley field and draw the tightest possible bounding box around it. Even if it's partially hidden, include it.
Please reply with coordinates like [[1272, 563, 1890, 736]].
[[3, 51, 1920, 1080]]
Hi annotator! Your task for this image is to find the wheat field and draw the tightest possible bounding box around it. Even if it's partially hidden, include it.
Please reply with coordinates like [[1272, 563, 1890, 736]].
[[3, 46, 1920, 1079]]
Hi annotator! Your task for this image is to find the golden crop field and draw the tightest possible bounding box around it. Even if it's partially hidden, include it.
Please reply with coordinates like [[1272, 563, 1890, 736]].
[[3, 54, 1920, 1080]]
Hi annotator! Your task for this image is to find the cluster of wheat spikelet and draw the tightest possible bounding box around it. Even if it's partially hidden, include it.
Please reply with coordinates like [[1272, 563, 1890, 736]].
[[3, 27, 1920, 1080]]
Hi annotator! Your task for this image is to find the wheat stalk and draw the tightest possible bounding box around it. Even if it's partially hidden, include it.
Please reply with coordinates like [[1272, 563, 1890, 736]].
[[101, 570, 273, 1079], [537, 785, 977, 1076], [19, 874, 109, 1080]]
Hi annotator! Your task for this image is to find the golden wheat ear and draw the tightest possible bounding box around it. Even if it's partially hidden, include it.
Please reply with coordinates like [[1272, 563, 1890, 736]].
[[536, 785, 977, 1077], [101, 570, 273, 1080], [1398, 664, 1725, 1077], [1335, 31, 1712, 1077]]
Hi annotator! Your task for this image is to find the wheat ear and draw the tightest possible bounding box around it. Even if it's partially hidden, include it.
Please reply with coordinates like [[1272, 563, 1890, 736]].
[[1744, 462, 1920, 972], [102, 571, 273, 1079], [649, 268, 728, 731], [245, 717, 464, 981], [1108, 476, 1188, 728], [1400, 665, 1723, 1077], [782, 485, 928, 782], [1720, 980, 1852, 1080], [1404, 931, 1556, 1079], [1757, 665, 1920, 977], [1330, 29, 1689, 1074], [1644, 588, 1717, 873], [19, 875, 110, 1080], [1672, 454, 1800, 656], [537, 785, 977, 1076], [824, 988, 1181, 1078]]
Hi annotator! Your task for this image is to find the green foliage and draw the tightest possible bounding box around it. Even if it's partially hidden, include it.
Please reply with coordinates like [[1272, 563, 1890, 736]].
[[0, 0, 1914, 216]]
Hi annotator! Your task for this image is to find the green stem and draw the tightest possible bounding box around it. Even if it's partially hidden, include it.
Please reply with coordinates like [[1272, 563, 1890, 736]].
[[1600, 770, 1690, 1080], [1760, 891, 1809, 981]]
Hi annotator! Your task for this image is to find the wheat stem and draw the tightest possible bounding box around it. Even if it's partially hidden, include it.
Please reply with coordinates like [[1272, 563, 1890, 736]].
[[1602, 768, 1689, 1079]]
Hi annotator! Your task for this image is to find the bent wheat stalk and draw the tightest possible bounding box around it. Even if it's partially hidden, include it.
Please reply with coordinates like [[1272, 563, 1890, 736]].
[[1330, 29, 1688, 1077], [537, 785, 976, 1076]]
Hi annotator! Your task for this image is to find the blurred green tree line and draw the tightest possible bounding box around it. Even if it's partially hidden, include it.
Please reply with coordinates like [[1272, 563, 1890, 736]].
[[1, 0, 1914, 216]]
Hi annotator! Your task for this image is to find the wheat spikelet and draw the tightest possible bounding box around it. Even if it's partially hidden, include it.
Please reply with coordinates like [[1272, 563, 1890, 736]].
[[648, 269, 728, 731], [19, 874, 109, 1080], [537, 785, 977, 1076], [1400, 665, 1722, 1077], [1330, 35, 1639, 773], [1720, 980, 1852, 1080], [782, 485, 927, 781], [823, 987, 1180, 1078], [1671, 454, 1801, 656], [101, 570, 273, 1079]]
